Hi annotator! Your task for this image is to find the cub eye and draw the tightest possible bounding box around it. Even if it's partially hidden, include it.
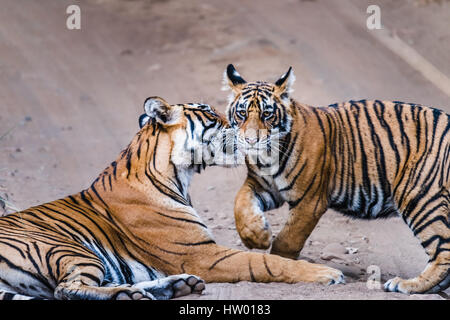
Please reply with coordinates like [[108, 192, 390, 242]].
[[263, 110, 272, 118], [238, 110, 247, 117]]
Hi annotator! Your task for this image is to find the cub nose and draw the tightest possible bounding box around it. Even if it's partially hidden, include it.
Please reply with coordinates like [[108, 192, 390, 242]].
[[245, 137, 258, 145]]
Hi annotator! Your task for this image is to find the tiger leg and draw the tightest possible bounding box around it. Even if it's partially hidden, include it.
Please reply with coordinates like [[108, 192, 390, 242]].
[[54, 257, 154, 300], [234, 177, 283, 249], [385, 197, 450, 294], [182, 243, 344, 285], [271, 198, 328, 259]]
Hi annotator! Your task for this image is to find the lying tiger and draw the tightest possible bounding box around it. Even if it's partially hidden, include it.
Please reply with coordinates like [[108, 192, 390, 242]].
[[224, 64, 450, 294], [0, 96, 344, 300]]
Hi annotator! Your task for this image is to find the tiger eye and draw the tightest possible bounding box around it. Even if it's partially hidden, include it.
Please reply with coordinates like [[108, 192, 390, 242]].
[[239, 110, 247, 117], [263, 111, 272, 118]]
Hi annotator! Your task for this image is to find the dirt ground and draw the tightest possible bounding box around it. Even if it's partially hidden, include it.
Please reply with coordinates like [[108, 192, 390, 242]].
[[0, 0, 449, 300]]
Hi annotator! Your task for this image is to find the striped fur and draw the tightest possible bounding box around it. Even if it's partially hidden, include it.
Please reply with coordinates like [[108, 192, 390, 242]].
[[225, 64, 450, 294], [0, 96, 344, 300]]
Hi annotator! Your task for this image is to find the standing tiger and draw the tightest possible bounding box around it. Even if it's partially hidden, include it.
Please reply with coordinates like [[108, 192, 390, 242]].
[[224, 64, 450, 294], [0, 96, 344, 300]]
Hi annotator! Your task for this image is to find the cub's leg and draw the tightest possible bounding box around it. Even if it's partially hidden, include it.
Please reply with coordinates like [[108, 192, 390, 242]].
[[271, 198, 328, 259], [385, 197, 450, 294], [134, 274, 205, 300], [234, 176, 283, 249]]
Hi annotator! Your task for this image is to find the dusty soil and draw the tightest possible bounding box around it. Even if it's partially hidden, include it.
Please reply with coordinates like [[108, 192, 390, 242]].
[[0, 0, 449, 300]]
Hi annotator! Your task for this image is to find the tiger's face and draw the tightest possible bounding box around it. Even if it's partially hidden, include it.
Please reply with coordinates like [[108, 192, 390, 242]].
[[139, 97, 237, 170], [224, 64, 295, 164]]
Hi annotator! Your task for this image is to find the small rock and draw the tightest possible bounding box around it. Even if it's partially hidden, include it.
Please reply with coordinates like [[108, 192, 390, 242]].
[[346, 247, 359, 254], [206, 186, 215, 191]]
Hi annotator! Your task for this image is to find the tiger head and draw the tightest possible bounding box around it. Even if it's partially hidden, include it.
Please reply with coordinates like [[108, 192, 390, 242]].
[[138, 96, 237, 171], [223, 64, 295, 165]]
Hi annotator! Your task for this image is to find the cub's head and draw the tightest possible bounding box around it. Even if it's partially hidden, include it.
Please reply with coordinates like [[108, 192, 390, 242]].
[[138, 96, 235, 170], [223, 64, 295, 157]]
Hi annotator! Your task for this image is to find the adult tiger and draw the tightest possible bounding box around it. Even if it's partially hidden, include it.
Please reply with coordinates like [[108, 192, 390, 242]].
[[0, 96, 344, 300], [224, 64, 450, 294]]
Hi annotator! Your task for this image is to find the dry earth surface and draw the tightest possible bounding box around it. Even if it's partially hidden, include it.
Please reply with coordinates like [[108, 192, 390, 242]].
[[0, 0, 449, 299]]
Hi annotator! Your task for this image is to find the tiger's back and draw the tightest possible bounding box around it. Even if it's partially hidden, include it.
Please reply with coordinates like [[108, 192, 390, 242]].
[[325, 100, 450, 221]]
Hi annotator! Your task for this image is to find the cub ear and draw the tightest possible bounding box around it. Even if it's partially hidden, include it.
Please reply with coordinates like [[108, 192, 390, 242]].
[[139, 114, 150, 129], [143, 96, 180, 126], [222, 64, 247, 94], [274, 67, 295, 99]]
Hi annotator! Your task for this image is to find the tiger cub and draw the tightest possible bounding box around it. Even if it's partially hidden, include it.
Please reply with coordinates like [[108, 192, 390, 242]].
[[224, 64, 450, 294], [0, 96, 344, 300]]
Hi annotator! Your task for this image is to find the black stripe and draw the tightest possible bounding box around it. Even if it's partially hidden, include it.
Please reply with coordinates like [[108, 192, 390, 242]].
[[262, 255, 275, 277], [2, 292, 15, 300], [153, 211, 208, 229], [248, 261, 256, 282], [287, 175, 317, 209], [173, 240, 216, 246], [208, 251, 241, 270]]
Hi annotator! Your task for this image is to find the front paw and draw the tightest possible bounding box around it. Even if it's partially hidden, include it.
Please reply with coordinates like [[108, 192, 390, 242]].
[[238, 223, 272, 250], [316, 266, 346, 285], [383, 276, 431, 294]]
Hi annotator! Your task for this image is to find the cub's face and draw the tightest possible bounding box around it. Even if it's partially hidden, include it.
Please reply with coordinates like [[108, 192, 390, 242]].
[[224, 64, 295, 161], [139, 97, 236, 170]]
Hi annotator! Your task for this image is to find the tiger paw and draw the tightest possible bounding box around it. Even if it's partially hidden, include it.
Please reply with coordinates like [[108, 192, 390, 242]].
[[134, 274, 205, 300], [315, 266, 346, 285], [115, 287, 155, 300], [384, 276, 430, 294], [238, 223, 272, 250], [171, 274, 205, 298]]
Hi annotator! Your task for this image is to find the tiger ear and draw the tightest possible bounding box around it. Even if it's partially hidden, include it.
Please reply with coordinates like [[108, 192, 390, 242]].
[[222, 64, 247, 94], [139, 113, 150, 128], [143, 96, 181, 126], [274, 67, 295, 99]]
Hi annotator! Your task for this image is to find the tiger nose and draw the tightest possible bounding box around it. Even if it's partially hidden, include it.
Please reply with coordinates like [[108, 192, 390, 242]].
[[245, 137, 258, 145]]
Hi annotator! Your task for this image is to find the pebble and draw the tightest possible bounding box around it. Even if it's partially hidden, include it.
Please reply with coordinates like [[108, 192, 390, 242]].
[[346, 247, 359, 254]]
